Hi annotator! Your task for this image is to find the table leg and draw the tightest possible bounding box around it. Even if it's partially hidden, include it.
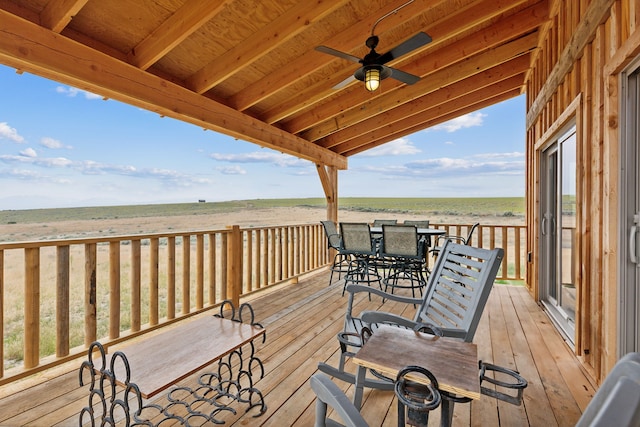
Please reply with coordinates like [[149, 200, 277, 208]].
[[440, 399, 455, 427], [353, 365, 367, 409]]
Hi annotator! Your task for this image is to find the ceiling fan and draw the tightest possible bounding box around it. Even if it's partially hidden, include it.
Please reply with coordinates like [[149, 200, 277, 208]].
[[315, 31, 431, 92]]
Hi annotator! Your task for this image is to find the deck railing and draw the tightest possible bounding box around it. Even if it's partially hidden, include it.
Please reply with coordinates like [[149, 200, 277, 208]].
[[0, 222, 524, 385]]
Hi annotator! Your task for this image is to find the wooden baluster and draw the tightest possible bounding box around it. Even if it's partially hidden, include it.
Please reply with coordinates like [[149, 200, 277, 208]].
[[109, 242, 120, 339], [57, 245, 70, 357], [131, 239, 141, 331], [196, 234, 203, 310], [182, 235, 190, 315], [167, 236, 176, 319], [208, 233, 216, 305], [84, 243, 97, 345], [24, 247, 40, 369], [150, 237, 159, 325]]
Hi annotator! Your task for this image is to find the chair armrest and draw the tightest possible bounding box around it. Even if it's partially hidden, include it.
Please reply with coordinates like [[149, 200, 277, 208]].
[[345, 284, 422, 306], [361, 311, 420, 329], [310, 373, 369, 427]]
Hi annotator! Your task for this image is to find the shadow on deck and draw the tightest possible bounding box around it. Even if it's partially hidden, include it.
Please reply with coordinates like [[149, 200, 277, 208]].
[[0, 270, 595, 426]]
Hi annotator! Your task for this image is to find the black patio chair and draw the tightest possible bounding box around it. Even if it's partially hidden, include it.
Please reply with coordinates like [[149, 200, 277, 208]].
[[339, 222, 382, 296], [321, 220, 351, 286], [379, 224, 428, 298]]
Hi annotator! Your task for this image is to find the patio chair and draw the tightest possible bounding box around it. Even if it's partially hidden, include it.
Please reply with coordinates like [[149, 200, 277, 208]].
[[339, 222, 382, 296], [311, 367, 442, 427], [321, 220, 351, 286], [403, 219, 432, 247], [575, 351, 640, 427], [402, 219, 430, 227], [379, 224, 428, 298], [318, 239, 504, 389], [431, 222, 480, 257]]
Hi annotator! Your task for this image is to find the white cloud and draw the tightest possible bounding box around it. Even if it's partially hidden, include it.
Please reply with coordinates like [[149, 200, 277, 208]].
[[41, 137, 72, 149], [0, 122, 25, 143], [56, 86, 101, 100], [432, 112, 487, 132], [20, 147, 37, 157], [210, 150, 309, 168], [217, 165, 247, 175], [356, 138, 421, 157]]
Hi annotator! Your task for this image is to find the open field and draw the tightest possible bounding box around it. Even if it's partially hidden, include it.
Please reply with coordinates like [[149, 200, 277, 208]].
[[0, 197, 524, 242]]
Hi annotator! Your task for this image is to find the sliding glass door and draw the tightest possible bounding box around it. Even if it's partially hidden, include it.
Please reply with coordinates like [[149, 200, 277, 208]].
[[540, 125, 577, 343], [619, 58, 640, 355]]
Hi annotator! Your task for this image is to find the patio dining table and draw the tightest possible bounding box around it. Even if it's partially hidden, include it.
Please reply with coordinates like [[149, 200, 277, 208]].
[[353, 324, 479, 427], [369, 226, 445, 247]]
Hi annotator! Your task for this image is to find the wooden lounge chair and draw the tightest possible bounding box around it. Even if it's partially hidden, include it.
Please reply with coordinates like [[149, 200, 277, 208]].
[[318, 239, 504, 389]]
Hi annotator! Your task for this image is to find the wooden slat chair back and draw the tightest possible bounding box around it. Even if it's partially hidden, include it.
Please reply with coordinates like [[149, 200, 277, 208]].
[[407, 241, 503, 341], [318, 240, 504, 388]]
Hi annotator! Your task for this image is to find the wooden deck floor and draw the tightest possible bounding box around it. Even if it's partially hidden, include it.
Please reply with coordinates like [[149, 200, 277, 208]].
[[0, 270, 596, 426]]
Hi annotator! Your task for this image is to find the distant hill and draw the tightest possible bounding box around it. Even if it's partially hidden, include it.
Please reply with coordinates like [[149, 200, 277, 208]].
[[0, 197, 524, 225]]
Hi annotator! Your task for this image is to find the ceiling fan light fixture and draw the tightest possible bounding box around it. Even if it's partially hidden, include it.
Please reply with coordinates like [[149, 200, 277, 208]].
[[364, 66, 381, 91]]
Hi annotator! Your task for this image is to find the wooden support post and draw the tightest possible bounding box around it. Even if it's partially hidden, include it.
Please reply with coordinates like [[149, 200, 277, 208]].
[[316, 163, 338, 223], [227, 225, 242, 307], [0, 249, 3, 378]]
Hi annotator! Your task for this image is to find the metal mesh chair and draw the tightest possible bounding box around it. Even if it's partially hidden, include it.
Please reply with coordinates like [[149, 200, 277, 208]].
[[339, 223, 382, 296], [321, 220, 351, 286], [379, 224, 427, 298]]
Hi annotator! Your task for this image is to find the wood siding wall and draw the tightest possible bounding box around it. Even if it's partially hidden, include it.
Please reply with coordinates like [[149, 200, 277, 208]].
[[525, 0, 640, 382]]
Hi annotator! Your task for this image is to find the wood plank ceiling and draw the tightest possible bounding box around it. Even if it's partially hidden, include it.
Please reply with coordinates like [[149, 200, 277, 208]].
[[0, 0, 548, 170]]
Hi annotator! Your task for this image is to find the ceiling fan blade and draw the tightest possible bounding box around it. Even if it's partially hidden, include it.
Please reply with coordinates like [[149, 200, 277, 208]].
[[333, 75, 356, 89], [388, 66, 420, 85], [378, 32, 432, 64], [315, 46, 362, 63]]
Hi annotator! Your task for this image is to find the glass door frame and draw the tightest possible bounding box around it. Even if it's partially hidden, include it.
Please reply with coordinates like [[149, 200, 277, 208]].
[[539, 123, 577, 345], [618, 56, 640, 356]]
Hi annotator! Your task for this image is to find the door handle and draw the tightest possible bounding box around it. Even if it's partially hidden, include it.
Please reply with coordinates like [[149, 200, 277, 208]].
[[630, 224, 638, 265]]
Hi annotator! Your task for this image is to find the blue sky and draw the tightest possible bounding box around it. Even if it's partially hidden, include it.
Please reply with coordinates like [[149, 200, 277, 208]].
[[0, 64, 525, 210]]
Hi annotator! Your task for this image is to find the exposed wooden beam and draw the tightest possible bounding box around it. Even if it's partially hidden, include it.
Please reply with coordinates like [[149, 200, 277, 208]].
[[128, 0, 232, 70], [301, 2, 546, 142], [525, 0, 615, 129], [40, 0, 88, 33], [258, 0, 536, 125], [343, 89, 521, 157], [186, 0, 347, 94], [319, 57, 530, 149], [334, 76, 524, 155], [228, 0, 451, 111], [0, 10, 346, 169], [295, 32, 538, 141]]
